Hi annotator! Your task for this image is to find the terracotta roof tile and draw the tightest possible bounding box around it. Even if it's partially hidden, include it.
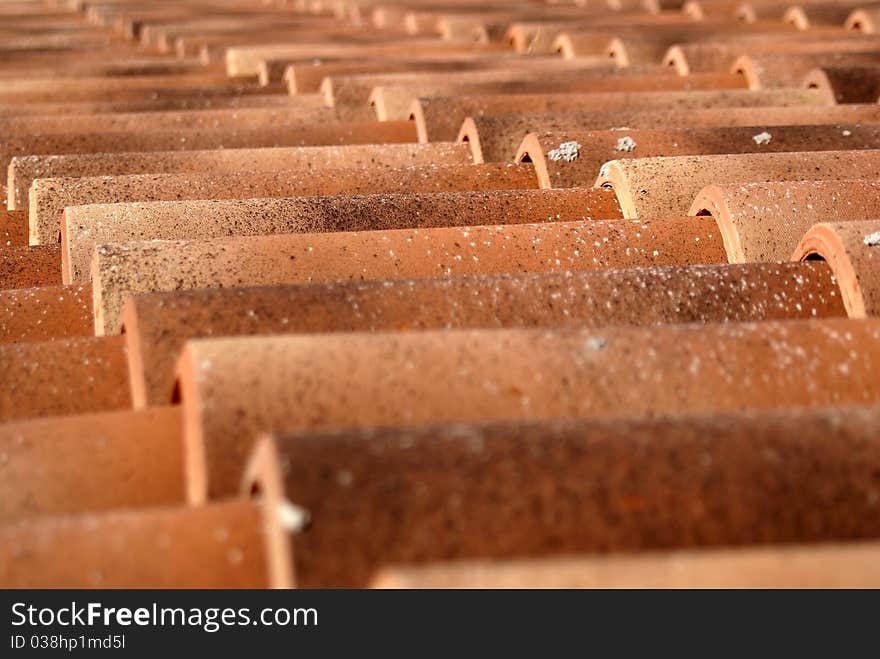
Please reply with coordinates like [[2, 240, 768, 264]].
[[0, 284, 92, 344], [0, 499, 291, 587], [0, 78, 288, 105], [371, 541, 880, 588], [324, 60, 647, 110], [846, 6, 880, 32], [514, 123, 880, 176], [803, 63, 880, 101], [0, 336, 130, 422], [30, 162, 540, 239], [0, 92, 303, 117], [61, 188, 619, 282], [666, 36, 880, 73], [0, 245, 62, 288], [463, 102, 880, 165], [0, 407, 182, 523], [784, 4, 864, 30], [123, 261, 842, 408], [690, 179, 880, 261], [244, 403, 880, 586], [0, 210, 27, 247], [0, 120, 418, 185], [793, 218, 880, 317], [595, 150, 880, 217], [3, 104, 335, 136], [89, 213, 719, 337], [733, 52, 880, 89], [413, 88, 830, 141], [8, 142, 471, 209]]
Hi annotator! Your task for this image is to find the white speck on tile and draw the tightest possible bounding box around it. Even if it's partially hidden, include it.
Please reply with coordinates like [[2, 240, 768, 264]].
[[547, 141, 582, 162], [278, 499, 311, 533], [584, 337, 608, 351]]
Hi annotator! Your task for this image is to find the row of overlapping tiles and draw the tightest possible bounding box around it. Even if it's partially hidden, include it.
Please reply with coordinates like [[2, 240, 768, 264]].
[[2, 0, 880, 588]]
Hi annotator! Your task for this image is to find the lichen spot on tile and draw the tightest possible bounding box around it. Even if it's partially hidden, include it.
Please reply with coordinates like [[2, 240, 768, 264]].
[[547, 141, 582, 162], [584, 337, 608, 351], [615, 136, 637, 153], [752, 131, 772, 145], [863, 230, 880, 247]]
